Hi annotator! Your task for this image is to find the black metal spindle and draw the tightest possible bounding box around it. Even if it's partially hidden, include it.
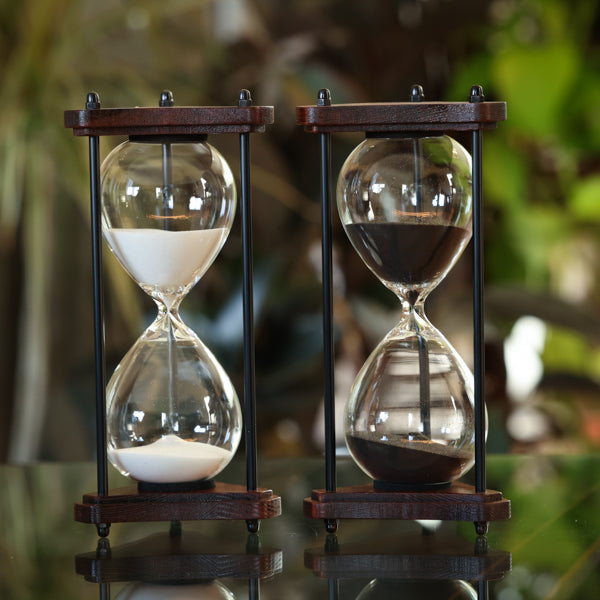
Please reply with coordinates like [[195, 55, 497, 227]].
[[470, 86, 486, 502], [318, 88, 338, 534], [328, 579, 340, 600], [100, 583, 110, 600], [249, 579, 260, 600], [87, 92, 110, 537], [416, 327, 431, 438], [478, 580, 489, 600], [409, 86, 432, 439], [239, 91, 259, 532], [159, 91, 179, 438], [325, 534, 340, 599], [160, 90, 175, 226]]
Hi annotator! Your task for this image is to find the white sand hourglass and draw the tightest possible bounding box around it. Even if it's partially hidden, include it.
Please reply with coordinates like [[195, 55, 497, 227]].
[[67, 90, 280, 534], [101, 135, 241, 488]]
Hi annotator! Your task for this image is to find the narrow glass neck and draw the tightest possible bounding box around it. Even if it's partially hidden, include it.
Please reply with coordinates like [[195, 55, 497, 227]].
[[395, 296, 432, 334], [153, 298, 184, 332], [154, 292, 184, 314]]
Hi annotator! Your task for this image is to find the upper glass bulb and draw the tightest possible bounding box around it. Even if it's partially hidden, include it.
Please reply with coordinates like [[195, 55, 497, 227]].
[[101, 139, 241, 486], [338, 135, 473, 301], [101, 139, 236, 306], [337, 134, 479, 488]]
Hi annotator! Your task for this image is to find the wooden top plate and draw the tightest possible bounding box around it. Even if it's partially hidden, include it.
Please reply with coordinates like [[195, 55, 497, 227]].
[[296, 101, 507, 133], [65, 105, 274, 136]]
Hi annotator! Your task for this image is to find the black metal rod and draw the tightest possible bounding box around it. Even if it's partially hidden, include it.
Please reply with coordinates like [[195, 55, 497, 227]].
[[328, 578, 340, 600], [472, 125, 486, 495], [160, 123, 178, 434], [478, 580, 489, 600], [239, 91, 258, 494], [417, 328, 431, 438], [160, 90, 175, 230], [319, 90, 336, 495], [249, 578, 260, 600], [162, 143, 173, 224], [89, 133, 108, 498], [412, 134, 431, 439], [100, 582, 110, 600]]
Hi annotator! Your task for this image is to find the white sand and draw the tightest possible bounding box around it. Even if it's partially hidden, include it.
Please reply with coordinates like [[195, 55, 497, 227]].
[[109, 434, 232, 483], [104, 228, 227, 289]]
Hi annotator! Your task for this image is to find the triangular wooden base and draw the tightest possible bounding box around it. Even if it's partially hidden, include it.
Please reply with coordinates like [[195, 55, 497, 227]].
[[75, 481, 281, 525], [304, 482, 510, 528]]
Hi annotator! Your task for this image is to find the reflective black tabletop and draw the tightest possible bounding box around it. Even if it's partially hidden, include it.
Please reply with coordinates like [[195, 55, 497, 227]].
[[1, 454, 599, 599]]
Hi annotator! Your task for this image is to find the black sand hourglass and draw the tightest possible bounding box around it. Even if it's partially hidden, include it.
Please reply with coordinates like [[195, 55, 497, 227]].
[[305, 528, 511, 600], [298, 85, 510, 534], [65, 90, 281, 536]]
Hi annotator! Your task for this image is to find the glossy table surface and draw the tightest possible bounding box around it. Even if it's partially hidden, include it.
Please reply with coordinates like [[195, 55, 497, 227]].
[[1, 454, 599, 599]]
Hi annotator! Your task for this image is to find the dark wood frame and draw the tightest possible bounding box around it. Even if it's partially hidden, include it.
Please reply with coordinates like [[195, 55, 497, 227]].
[[296, 100, 505, 133], [65, 105, 273, 136], [297, 88, 510, 534], [305, 530, 511, 582], [65, 92, 280, 535], [75, 531, 282, 583]]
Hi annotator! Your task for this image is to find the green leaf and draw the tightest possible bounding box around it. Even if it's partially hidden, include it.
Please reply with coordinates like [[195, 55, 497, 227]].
[[483, 135, 527, 210], [543, 325, 593, 375], [505, 206, 569, 285], [494, 42, 579, 138], [569, 174, 600, 222]]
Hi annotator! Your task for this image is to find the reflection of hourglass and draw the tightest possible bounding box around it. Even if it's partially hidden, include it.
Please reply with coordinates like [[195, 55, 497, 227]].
[[115, 581, 235, 600], [75, 531, 282, 600], [356, 579, 477, 600], [298, 86, 510, 533], [102, 136, 240, 487], [304, 528, 511, 600], [66, 90, 281, 535], [338, 134, 475, 488]]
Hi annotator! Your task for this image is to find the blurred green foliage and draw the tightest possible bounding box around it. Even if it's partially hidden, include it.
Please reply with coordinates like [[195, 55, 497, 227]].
[[1, 0, 600, 462], [449, 0, 600, 450]]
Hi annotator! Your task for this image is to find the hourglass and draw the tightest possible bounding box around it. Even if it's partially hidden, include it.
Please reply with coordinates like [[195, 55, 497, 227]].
[[75, 531, 282, 600], [340, 132, 474, 488], [102, 120, 240, 489], [65, 90, 281, 535], [305, 528, 511, 600], [298, 86, 510, 533]]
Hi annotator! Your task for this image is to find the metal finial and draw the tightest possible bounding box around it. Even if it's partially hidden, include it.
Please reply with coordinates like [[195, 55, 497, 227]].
[[238, 89, 252, 107], [159, 90, 174, 107], [317, 88, 332, 106], [469, 85, 485, 103], [86, 92, 101, 109], [410, 84, 425, 102]]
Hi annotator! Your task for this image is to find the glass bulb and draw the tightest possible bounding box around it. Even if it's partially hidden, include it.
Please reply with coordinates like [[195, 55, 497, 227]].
[[115, 580, 235, 600], [337, 134, 481, 487], [355, 578, 477, 600], [101, 139, 241, 485]]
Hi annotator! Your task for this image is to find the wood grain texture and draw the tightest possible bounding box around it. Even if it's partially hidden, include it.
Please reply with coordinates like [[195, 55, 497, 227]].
[[296, 101, 507, 133], [305, 532, 511, 581], [75, 532, 282, 582], [75, 482, 281, 524], [64, 105, 274, 136], [304, 483, 510, 522]]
